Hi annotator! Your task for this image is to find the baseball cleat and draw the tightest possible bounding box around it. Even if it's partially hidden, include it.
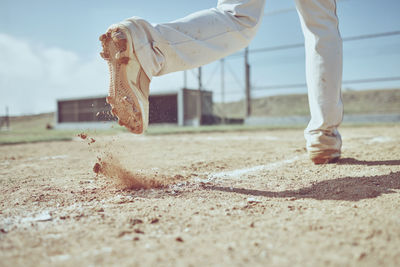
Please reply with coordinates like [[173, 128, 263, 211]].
[[309, 149, 340, 164], [99, 25, 150, 134]]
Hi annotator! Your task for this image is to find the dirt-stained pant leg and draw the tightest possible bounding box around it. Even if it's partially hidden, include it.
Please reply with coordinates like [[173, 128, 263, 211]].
[[118, 0, 266, 79], [295, 0, 343, 155]]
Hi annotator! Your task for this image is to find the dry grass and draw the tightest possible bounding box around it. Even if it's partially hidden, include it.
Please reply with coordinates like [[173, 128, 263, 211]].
[[214, 88, 400, 118]]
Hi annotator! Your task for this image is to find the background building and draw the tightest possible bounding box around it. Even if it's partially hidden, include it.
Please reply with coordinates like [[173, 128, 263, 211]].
[[55, 88, 215, 129]]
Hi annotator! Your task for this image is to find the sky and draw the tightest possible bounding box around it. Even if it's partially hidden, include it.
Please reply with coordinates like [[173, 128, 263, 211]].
[[0, 0, 399, 115]]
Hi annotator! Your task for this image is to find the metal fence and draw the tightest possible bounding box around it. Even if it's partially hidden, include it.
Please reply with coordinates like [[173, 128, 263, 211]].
[[183, 30, 400, 120]]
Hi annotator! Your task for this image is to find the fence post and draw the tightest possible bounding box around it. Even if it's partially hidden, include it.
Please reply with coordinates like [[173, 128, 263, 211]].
[[6, 106, 9, 130], [245, 47, 251, 117], [197, 67, 203, 126], [220, 58, 226, 124]]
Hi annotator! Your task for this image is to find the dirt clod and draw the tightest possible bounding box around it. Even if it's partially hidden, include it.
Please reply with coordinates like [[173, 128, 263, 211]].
[[78, 133, 87, 140], [93, 163, 101, 174], [118, 231, 132, 238], [150, 218, 159, 224], [358, 252, 367, 260], [130, 219, 144, 225]]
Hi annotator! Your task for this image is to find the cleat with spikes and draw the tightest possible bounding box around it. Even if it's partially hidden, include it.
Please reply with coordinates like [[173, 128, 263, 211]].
[[99, 25, 150, 134]]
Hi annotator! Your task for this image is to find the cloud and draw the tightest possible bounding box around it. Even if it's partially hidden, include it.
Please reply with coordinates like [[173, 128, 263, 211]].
[[0, 33, 109, 115], [0, 33, 242, 116], [0, 33, 196, 116]]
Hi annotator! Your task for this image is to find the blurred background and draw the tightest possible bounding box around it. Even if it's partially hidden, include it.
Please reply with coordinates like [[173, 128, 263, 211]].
[[0, 0, 399, 140]]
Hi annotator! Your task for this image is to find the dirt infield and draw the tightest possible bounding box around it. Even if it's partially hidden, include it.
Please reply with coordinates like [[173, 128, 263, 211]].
[[1, 125, 399, 266]]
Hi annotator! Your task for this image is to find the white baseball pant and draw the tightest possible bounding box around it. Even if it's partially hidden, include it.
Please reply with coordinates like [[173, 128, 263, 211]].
[[118, 0, 343, 155]]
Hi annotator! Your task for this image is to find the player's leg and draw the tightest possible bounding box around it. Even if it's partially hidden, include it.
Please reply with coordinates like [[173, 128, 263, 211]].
[[100, 0, 266, 133], [294, 0, 343, 164], [120, 0, 266, 78]]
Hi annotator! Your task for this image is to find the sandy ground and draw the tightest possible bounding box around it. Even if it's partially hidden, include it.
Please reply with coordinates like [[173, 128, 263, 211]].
[[0, 125, 399, 267]]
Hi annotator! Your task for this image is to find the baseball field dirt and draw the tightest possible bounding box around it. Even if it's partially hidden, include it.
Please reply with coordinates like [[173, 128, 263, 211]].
[[1, 125, 399, 266]]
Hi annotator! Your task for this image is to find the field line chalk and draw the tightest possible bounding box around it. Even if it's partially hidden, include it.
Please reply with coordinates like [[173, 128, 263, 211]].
[[207, 155, 302, 181]]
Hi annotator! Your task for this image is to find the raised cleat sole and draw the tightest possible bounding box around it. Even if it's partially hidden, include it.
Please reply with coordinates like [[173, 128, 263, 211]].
[[99, 26, 145, 134]]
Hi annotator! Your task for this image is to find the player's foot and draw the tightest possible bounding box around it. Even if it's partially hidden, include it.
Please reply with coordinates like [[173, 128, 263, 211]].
[[309, 149, 340, 164], [99, 25, 150, 134]]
